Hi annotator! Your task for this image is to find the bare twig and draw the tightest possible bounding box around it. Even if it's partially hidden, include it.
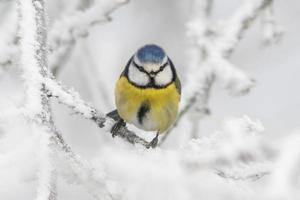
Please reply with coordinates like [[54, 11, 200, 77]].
[[216, 169, 269, 181]]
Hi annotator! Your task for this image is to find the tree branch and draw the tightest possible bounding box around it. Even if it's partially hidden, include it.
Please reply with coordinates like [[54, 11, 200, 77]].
[[260, 1, 284, 46], [50, 127, 114, 200], [217, 0, 274, 56], [48, 0, 129, 75], [18, 1, 125, 199], [17, 0, 56, 199], [44, 76, 150, 147], [160, 0, 277, 144]]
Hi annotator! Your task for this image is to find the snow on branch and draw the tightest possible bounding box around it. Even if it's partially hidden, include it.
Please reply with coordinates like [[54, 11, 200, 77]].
[[18, 0, 48, 120], [44, 75, 150, 147], [160, 0, 281, 143], [181, 115, 270, 180], [35, 126, 57, 200], [17, 0, 56, 200], [51, 128, 114, 200], [217, 0, 276, 56], [17, 1, 122, 198], [260, 1, 284, 46], [48, 0, 129, 75]]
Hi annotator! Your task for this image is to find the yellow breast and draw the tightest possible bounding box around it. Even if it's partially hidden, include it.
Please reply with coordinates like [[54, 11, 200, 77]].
[[115, 77, 180, 133]]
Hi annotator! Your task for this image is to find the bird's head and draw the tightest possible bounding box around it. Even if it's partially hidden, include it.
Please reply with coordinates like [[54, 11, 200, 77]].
[[126, 44, 176, 88]]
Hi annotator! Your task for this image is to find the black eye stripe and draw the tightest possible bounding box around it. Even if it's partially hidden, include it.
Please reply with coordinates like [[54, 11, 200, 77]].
[[157, 62, 168, 73], [132, 61, 147, 73], [132, 61, 168, 75]]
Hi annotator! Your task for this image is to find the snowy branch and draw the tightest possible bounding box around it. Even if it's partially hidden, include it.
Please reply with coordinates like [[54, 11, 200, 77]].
[[5, 0, 299, 199], [51, 128, 114, 200], [260, 1, 284, 46], [44, 75, 149, 147], [217, 0, 275, 56], [160, 0, 281, 143], [17, 0, 56, 199], [48, 0, 129, 75], [17, 1, 122, 199]]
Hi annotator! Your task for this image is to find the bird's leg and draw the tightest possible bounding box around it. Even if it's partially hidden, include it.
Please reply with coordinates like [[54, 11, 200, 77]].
[[147, 132, 159, 149], [107, 110, 126, 137], [110, 118, 126, 137]]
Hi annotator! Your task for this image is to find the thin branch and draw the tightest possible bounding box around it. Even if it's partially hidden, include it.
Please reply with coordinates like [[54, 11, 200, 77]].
[[18, 1, 121, 198], [159, 67, 214, 145], [260, 1, 284, 46], [44, 76, 150, 147], [49, 0, 129, 75], [50, 127, 113, 200], [17, 0, 56, 199], [160, 0, 275, 144], [218, 0, 274, 57], [216, 169, 269, 181]]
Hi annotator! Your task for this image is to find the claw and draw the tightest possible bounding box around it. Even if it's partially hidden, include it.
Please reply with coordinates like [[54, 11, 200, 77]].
[[111, 119, 126, 137], [106, 110, 126, 137], [147, 133, 159, 148]]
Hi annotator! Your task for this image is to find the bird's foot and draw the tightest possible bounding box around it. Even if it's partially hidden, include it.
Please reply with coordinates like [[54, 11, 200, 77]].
[[147, 133, 159, 149], [110, 119, 126, 137]]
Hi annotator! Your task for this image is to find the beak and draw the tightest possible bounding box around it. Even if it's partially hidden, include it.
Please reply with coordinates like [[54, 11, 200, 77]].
[[149, 72, 156, 78]]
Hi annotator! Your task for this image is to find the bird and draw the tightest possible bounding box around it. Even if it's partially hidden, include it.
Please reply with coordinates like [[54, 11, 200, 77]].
[[107, 44, 181, 148]]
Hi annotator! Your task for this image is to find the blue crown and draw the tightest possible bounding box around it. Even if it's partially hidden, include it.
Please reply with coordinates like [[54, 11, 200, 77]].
[[136, 44, 166, 64]]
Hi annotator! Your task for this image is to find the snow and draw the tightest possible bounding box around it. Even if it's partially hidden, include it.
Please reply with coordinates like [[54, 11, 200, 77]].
[[48, 0, 128, 74], [45, 77, 97, 119], [18, 0, 44, 119], [1, 0, 300, 199]]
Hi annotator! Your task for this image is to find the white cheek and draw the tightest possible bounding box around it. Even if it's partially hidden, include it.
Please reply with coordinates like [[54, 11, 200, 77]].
[[155, 65, 173, 86], [128, 64, 149, 86]]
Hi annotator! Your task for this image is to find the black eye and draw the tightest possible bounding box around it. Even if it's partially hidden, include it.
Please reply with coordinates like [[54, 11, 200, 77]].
[[138, 66, 144, 71], [132, 61, 147, 73], [158, 63, 168, 72]]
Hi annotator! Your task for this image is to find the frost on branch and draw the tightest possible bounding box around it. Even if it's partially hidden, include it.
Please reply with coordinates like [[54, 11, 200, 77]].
[[90, 116, 278, 200], [260, 2, 284, 46], [182, 116, 269, 180], [17, 0, 56, 199], [161, 0, 282, 142], [48, 0, 129, 75], [16, 0, 126, 199], [44, 76, 149, 147], [3, 0, 299, 199]]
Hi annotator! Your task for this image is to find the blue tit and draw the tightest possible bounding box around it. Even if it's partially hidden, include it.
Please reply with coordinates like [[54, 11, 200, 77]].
[[108, 44, 181, 147]]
